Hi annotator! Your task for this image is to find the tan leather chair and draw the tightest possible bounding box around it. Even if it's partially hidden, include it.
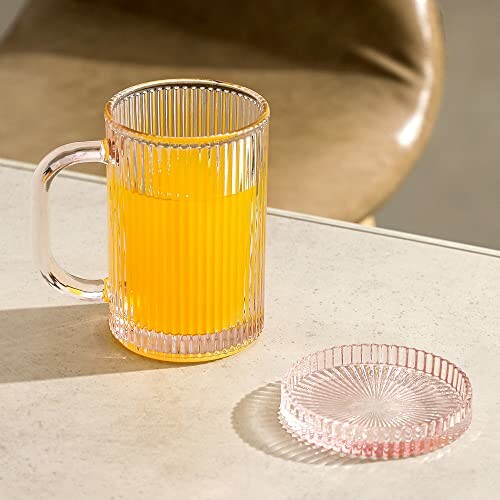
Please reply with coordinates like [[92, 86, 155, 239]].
[[0, 0, 443, 223]]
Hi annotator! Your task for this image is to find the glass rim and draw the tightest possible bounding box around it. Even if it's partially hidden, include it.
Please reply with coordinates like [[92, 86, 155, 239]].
[[104, 78, 270, 146]]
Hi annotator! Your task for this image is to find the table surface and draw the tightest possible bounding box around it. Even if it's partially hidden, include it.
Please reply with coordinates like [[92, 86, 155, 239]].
[[1, 160, 500, 500]]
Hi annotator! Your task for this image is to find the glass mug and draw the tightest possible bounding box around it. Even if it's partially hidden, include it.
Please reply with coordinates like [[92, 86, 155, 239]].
[[33, 79, 269, 362]]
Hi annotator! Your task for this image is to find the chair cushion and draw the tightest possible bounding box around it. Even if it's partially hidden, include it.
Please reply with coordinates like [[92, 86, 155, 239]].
[[0, 0, 443, 221]]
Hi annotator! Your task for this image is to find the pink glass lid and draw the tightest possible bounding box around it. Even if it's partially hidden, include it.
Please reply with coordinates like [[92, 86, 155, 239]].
[[280, 344, 472, 459]]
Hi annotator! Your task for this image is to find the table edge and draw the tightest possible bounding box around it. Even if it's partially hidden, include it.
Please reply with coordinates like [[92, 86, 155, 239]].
[[4, 157, 499, 259]]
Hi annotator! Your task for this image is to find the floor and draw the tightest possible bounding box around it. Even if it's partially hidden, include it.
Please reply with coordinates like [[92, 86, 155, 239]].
[[1, 0, 498, 249], [377, 0, 500, 249], [0, 1, 26, 39]]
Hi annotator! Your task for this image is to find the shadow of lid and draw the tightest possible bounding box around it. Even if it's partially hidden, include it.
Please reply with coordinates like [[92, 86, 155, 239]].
[[232, 382, 477, 466], [231, 382, 367, 466]]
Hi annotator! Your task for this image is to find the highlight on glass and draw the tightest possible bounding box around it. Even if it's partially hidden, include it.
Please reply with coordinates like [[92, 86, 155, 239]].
[[33, 79, 270, 362]]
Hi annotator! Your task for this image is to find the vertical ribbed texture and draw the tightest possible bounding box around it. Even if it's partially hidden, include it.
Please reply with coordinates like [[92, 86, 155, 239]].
[[105, 83, 269, 361]]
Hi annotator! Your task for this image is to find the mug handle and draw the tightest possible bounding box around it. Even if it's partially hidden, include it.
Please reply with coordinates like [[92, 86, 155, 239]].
[[32, 140, 107, 302]]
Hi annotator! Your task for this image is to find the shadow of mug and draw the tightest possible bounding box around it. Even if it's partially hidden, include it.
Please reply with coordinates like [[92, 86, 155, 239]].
[[0, 303, 183, 383]]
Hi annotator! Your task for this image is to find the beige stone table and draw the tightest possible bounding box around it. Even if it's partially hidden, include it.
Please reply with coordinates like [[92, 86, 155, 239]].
[[1, 160, 499, 499]]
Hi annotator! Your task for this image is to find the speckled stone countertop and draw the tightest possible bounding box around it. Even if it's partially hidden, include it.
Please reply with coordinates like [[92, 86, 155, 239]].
[[1, 161, 499, 500]]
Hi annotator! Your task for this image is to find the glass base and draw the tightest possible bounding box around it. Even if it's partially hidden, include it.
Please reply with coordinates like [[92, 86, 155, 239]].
[[280, 344, 472, 459], [109, 311, 263, 362]]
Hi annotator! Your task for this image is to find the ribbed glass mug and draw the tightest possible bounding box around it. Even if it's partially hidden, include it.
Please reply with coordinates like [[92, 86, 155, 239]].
[[33, 79, 269, 362]]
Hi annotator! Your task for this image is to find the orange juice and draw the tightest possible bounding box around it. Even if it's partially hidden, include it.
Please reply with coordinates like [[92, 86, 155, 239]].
[[107, 144, 264, 339]]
